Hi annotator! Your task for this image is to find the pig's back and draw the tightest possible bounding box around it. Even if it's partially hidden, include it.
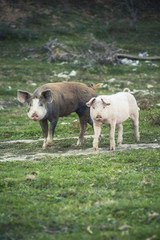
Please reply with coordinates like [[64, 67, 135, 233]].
[[100, 93, 136, 123], [34, 82, 96, 117], [35, 82, 96, 100], [111, 92, 138, 122]]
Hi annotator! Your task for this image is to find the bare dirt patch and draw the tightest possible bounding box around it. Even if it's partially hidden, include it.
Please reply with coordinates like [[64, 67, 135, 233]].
[[0, 136, 159, 162]]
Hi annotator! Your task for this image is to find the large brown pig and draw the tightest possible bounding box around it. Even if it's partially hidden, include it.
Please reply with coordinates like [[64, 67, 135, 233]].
[[17, 82, 101, 149]]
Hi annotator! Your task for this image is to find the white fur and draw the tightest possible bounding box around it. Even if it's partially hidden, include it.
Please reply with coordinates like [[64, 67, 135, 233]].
[[87, 92, 140, 151], [28, 98, 47, 121]]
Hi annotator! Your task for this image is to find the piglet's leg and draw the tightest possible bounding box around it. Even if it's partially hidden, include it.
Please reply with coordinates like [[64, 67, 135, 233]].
[[39, 119, 48, 150], [109, 123, 116, 150], [47, 119, 58, 146], [131, 114, 140, 142], [93, 122, 102, 151], [117, 123, 123, 145]]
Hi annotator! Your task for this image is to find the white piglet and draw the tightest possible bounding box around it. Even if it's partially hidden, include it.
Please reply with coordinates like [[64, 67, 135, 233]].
[[86, 89, 140, 151]]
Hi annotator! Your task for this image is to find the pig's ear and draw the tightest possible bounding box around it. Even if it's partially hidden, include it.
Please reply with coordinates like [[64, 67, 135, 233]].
[[41, 90, 53, 103], [101, 98, 111, 106], [86, 97, 96, 107], [17, 90, 31, 104]]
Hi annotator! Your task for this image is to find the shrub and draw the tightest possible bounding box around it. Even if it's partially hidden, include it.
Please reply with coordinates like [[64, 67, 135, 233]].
[[0, 23, 40, 40], [142, 109, 160, 126], [147, 109, 160, 126], [0, 22, 11, 40]]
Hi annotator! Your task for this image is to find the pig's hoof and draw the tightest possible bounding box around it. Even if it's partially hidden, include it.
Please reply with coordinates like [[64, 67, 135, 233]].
[[136, 136, 140, 142], [93, 147, 98, 151], [110, 146, 115, 151], [77, 139, 82, 146], [42, 144, 47, 150], [47, 141, 52, 146]]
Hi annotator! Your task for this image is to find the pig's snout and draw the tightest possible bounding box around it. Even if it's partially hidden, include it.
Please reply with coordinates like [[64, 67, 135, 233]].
[[31, 112, 39, 121], [96, 115, 102, 121]]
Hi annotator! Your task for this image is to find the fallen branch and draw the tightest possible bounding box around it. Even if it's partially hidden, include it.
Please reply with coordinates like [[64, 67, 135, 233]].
[[115, 53, 160, 61]]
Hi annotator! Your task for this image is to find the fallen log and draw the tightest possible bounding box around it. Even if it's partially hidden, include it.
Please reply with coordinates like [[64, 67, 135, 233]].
[[115, 53, 160, 61]]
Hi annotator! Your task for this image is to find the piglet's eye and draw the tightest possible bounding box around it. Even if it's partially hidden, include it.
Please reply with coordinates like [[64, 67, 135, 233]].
[[92, 106, 95, 109], [29, 103, 32, 107], [39, 102, 43, 107]]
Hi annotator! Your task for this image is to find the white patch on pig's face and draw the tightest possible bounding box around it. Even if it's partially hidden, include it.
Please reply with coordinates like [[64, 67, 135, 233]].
[[90, 98, 110, 121], [27, 98, 47, 121]]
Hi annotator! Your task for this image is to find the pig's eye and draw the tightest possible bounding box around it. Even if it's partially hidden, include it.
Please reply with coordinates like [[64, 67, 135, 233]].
[[29, 103, 32, 107], [92, 106, 95, 109], [39, 102, 43, 107]]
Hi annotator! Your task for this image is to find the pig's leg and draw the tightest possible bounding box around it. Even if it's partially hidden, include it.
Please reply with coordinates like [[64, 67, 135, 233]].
[[47, 125, 52, 146], [88, 117, 93, 127], [109, 122, 116, 150], [88, 117, 101, 142], [77, 117, 87, 146], [117, 123, 123, 145], [39, 119, 48, 150], [93, 122, 102, 151], [131, 114, 140, 142], [47, 120, 58, 146]]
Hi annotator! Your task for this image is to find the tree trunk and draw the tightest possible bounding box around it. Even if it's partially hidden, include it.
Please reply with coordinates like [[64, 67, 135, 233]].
[[115, 53, 160, 61]]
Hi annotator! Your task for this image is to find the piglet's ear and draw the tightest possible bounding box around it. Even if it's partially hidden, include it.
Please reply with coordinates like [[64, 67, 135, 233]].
[[101, 98, 111, 106], [17, 90, 31, 104], [41, 90, 53, 103], [86, 97, 96, 107]]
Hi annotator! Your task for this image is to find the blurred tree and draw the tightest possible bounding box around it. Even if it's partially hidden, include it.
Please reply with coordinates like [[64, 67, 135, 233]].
[[117, 0, 138, 32]]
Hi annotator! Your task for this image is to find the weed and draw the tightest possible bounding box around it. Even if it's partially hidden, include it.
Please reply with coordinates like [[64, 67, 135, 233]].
[[146, 109, 160, 126]]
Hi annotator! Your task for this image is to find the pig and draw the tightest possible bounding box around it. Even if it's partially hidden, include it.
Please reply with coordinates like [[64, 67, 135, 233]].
[[86, 89, 140, 151], [17, 82, 101, 149]]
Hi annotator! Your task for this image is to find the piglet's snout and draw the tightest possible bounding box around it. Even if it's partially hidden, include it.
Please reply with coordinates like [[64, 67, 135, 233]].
[[31, 113, 39, 121], [96, 115, 102, 121]]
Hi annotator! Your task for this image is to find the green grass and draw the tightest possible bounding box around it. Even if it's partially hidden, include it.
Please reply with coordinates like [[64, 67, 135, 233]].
[[0, 150, 160, 240], [0, 3, 160, 240]]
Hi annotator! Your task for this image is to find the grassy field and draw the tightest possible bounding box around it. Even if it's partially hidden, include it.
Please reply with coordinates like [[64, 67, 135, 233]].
[[0, 149, 160, 240], [0, 2, 160, 240]]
